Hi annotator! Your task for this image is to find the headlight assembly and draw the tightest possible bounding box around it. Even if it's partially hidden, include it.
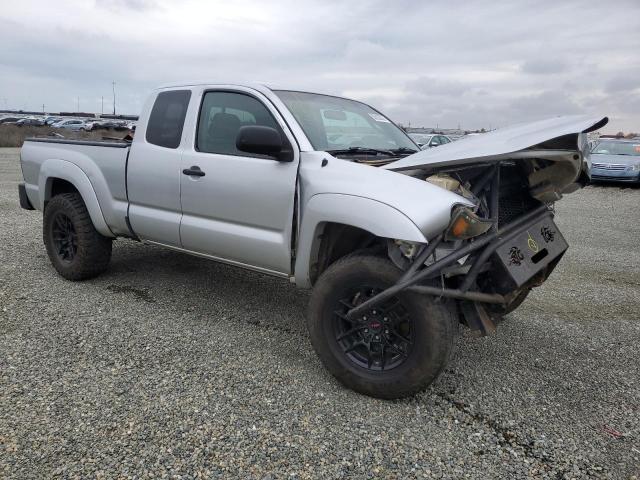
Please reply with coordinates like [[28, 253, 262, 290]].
[[445, 206, 494, 241]]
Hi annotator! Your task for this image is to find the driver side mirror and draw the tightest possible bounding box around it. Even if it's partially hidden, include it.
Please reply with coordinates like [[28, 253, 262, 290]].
[[236, 125, 293, 161]]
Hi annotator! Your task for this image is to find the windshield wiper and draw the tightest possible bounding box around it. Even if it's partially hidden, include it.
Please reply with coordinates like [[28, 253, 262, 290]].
[[389, 147, 418, 154], [326, 147, 396, 156]]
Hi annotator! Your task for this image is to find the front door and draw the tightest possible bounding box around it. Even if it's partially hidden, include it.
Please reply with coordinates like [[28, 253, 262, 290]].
[[179, 89, 299, 275]]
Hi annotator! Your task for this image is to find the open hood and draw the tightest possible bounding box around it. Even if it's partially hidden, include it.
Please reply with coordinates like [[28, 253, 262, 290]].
[[386, 115, 608, 172]]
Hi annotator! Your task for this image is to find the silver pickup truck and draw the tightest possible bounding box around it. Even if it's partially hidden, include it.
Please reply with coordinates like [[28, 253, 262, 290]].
[[18, 83, 607, 398]]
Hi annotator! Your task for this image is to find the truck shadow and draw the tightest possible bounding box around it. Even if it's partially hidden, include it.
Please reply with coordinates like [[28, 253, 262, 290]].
[[104, 240, 310, 336]]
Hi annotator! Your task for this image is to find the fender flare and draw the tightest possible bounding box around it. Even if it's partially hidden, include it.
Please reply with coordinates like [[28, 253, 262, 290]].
[[293, 193, 427, 288], [39, 159, 114, 237]]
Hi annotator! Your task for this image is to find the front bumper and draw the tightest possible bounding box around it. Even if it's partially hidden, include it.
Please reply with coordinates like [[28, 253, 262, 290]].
[[590, 167, 640, 183], [347, 204, 556, 319], [491, 217, 568, 293]]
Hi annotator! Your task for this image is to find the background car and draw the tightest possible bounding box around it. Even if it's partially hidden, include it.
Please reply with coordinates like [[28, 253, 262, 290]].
[[43, 116, 63, 125], [408, 133, 452, 149], [15, 118, 45, 127], [0, 116, 22, 124], [91, 120, 128, 131], [590, 139, 640, 183], [52, 119, 90, 131]]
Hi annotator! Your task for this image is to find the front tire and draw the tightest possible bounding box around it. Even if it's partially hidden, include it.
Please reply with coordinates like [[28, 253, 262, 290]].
[[307, 254, 458, 399], [43, 193, 112, 280]]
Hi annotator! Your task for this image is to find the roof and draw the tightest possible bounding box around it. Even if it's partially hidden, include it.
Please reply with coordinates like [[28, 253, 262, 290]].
[[157, 81, 273, 90]]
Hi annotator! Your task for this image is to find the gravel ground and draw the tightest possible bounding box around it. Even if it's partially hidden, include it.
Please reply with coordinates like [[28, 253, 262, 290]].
[[1, 147, 639, 479]]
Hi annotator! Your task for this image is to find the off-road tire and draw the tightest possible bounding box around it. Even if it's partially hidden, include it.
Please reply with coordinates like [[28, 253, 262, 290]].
[[307, 254, 458, 399], [43, 193, 112, 280]]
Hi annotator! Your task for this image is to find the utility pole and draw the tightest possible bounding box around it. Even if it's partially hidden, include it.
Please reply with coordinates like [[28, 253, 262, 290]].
[[77, 97, 80, 113], [42, 104, 45, 113], [101, 96, 104, 115], [112, 81, 116, 116]]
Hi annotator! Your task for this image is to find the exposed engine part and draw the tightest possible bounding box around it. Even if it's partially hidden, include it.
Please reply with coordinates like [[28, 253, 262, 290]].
[[426, 173, 460, 191], [388, 239, 420, 270], [394, 239, 419, 258], [527, 158, 579, 203], [426, 173, 479, 206]]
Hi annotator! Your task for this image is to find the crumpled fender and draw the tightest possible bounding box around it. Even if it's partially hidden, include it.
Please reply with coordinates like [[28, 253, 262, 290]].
[[293, 193, 427, 288], [38, 158, 114, 237]]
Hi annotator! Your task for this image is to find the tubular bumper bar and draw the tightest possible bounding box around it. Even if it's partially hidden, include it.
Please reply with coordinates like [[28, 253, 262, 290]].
[[346, 204, 552, 319]]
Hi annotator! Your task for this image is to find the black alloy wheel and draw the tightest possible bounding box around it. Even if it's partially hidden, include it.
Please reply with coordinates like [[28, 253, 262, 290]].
[[333, 287, 414, 371], [307, 254, 458, 399], [50, 212, 78, 263], [43, 193, 112, 280]]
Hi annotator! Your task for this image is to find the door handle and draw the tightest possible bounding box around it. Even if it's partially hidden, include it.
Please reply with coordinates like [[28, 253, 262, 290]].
[[182, 166, 205, 177]]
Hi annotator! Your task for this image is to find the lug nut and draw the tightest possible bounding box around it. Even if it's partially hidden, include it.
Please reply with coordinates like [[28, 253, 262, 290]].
[[364, 328, 369, 333]]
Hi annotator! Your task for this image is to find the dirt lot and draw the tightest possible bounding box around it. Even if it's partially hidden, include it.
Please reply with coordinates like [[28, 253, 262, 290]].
[[1, 147, 639, 479]]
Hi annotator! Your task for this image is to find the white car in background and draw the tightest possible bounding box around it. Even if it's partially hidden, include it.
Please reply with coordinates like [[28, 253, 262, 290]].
[[51, 119, 90, 131], [408, 133, 452, 149]]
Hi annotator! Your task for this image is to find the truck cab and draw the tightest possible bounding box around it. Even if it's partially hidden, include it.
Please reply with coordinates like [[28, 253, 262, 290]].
[[127, 85, 304, 277]]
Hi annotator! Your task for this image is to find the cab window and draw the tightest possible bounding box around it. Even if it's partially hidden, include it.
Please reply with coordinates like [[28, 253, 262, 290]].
[[196, 91, 280, 155], [146, 90, 191, 149]]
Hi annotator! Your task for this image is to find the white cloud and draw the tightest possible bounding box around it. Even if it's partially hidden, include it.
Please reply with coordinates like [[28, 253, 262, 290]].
[[0, 0, 638, 132]]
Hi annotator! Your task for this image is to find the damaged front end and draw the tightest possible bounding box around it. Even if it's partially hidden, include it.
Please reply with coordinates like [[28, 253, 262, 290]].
[[350, 115, 608, 335]]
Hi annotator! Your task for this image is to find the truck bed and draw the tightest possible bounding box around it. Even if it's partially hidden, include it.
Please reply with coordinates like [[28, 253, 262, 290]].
[[21, 138, 132, 237], [24, 137, 131, 148]]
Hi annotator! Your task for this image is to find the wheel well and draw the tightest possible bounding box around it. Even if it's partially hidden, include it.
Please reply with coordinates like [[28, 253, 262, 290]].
[[310, 222, 384, 285], [47, 178, 79, 206]]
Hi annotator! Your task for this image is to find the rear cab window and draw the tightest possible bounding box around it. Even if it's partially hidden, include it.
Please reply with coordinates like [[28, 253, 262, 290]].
[[146, 90, 192, 149]]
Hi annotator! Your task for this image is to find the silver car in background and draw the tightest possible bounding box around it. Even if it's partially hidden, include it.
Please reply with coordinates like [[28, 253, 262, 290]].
[[589, 139, 640, 183], [408, 133, 452, 149], [51, 119, 90, 131]]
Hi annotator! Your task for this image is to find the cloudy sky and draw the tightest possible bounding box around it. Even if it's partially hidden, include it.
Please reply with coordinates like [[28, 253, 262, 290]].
[[1, 0, 639, 132]]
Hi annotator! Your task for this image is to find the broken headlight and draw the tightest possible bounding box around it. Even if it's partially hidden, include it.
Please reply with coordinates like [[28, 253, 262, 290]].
[[445, 206, 494, 241]]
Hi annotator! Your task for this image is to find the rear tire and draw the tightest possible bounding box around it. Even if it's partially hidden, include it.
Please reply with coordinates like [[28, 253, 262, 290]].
[[307, 254, 458, 399], [43, 193, 112, 281]]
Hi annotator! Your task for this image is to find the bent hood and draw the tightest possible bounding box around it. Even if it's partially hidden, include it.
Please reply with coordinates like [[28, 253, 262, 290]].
[[386, 115, 608, 172]]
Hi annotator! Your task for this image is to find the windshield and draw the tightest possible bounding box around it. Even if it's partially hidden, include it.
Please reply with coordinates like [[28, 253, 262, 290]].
[[592, 141, 640, 156], [274, 90, 417, 152]]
